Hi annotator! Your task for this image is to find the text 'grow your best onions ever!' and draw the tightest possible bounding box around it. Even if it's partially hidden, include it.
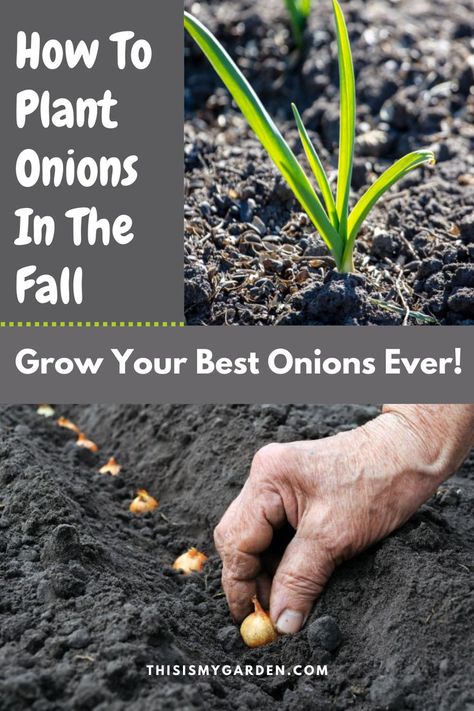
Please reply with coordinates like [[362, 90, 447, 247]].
[[14, 347, 462, 377]]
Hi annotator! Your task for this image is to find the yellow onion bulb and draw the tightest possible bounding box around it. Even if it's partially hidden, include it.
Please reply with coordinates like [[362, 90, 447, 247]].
[[37, 404, 55, 417], [129, 489, 159, 514], [57, 416, 81, 433], [76, 432, 99, 453], [240, 596, 278, 648], [172, 547, 208, 574], [99, 457, 121, 476]]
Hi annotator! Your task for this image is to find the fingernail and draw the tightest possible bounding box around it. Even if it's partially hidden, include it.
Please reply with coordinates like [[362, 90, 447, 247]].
[[276, 609, 304, 635]]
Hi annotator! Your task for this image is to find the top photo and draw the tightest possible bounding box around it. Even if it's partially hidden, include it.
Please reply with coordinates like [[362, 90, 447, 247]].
[[184, 0, 474, 326]]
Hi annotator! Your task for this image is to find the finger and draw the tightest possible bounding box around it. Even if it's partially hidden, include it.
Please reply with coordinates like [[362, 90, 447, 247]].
[[221, 549, 260, 621], [221, 569, 272, 623], [256, 572, 272, 610], [270, 534, 334, 635], [214, 483, 285, 621]]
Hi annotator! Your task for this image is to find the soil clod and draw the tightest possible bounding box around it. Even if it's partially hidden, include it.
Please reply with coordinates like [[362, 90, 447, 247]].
[[307, 615, 342, 652]]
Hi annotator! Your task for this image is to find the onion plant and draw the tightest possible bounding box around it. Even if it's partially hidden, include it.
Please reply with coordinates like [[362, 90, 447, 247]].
[[184, 2, 435, 274], [284, 0, 312, 49]]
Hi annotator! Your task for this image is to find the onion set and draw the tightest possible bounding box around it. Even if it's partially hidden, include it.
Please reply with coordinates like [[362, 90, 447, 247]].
[[76, 432, 99, 453], [99, 457, 121, 476], [172, 547, 208, 575], [240, 596, 278, 648], [37, 404, 55, 417], [57, 416, 80, 433], [129, 489, 159, 514]]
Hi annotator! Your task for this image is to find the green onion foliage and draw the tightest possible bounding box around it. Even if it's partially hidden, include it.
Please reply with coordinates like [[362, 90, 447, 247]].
[[284, 0, 312, 49], [184, 2, 435, 273]]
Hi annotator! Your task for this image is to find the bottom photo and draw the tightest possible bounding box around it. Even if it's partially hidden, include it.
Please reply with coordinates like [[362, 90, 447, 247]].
[[0, 404, 472, 711]]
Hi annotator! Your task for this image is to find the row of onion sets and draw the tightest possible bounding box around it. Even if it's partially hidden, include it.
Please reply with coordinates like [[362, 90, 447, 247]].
[[36, 404, 278, 647]]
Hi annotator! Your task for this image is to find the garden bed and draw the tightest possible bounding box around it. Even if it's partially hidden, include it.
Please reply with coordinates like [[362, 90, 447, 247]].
[[184, 0, 474, 324], [0, 404, 473, 709]]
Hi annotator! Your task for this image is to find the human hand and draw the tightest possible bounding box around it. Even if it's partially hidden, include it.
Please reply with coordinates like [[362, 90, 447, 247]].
[[214, 405, 474, 634]]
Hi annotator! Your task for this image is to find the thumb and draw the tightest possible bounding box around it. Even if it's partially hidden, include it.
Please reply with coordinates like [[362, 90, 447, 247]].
[[270, 533, 334, 635]]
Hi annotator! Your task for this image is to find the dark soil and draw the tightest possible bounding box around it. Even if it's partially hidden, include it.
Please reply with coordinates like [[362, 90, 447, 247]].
[[184, 0, 474, 325], [1, 404, 473, 710]]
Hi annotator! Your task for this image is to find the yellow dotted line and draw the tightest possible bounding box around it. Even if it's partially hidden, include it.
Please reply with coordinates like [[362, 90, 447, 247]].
[[0, 321, 186, 328]]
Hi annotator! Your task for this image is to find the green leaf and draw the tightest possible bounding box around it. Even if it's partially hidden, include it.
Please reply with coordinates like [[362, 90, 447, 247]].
[[284, 0, 311, 47], [284, 0, 304, 47], [184, 11, 343, 263], [332, 0, 356, 242], [291, 103, 338, 230], [346, 150, 435, 250], [299, 0, 312, 18]]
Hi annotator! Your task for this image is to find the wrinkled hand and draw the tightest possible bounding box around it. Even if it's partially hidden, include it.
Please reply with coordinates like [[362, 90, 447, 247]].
[[214, 405, 474, 634]]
